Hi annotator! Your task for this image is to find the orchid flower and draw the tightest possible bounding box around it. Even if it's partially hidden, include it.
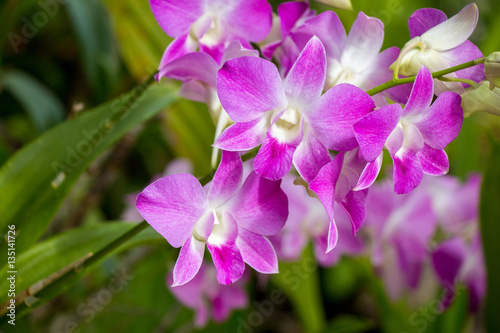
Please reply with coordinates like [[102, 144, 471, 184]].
[[167, 263, 248, 327], [309, 148, 381, 252], [365, 180, 437, 300], [151, 0, 272, 66], [269, 174, 364, 266], [137, 151, 288, 286], [215, 36, 375, 182], [354, 65, 463, 194], [395, 4, 484, 94], [263, 4, 408, 105], [432, 233, 485, 312]]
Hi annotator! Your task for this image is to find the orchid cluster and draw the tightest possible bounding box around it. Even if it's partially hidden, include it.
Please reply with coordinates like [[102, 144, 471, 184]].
[[133, 0, 497, 325]]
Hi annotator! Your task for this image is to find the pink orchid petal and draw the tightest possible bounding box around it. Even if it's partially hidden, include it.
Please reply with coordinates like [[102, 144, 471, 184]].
[[412, 91, 463, 150], [213, 285, 248, 322], [442, 41, 485, 86], [293, 128, 331, 183], [392, 148, 423, 194], [217, 56, 287, 122], [172, 236, 205, 286], [355, 153, 383, 191], [306, 83, 375, 151], [207, 241, 245, 285], [432, 237, 467, 287], [418, 145, 449, 176], [159, 51, 218, 85], [278, 1, 310, 39], [353, 103, 402, 162], [150, 0, 203, 37], [284, 36, 326, 105], [385, 125, 404, 156], [309, 153, 344, 223], [208, 151, 243, 206], [341, 12, 384, 71], [229, 172, 288, 236], [340, 189, 368, 234], [236, 228, 279, 274], [408, 8, 447, 39], [224, 0, 273, 42], [403, 66, 434, 117], [326, 217, 339, 253], [213, 116, 268, 151], [157, 34, 198, 70], [220, 40, 260, 64], [137, 174, 208, 248], [254, 133, 297, 180]]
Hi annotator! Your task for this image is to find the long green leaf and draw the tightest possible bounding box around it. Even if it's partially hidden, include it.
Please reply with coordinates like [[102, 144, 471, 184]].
[[0, 222, 163, 321], [480, 134, 500, 332], [0, 69, 65, 132], [0, 82, 177, 254]]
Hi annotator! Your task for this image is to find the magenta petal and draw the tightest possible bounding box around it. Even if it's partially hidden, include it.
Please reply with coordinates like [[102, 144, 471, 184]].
[[403, 66, 434, 117], [224, 0, 273, 42], [340, 189, 368, 234], [307, 84, 375, 151], [432, 237, 467, 287], [150, 0, 203, 37], [207, 241, 245, 285], [158, 34, 198, 68], [392, 149, 423, 194], [353, 104, 402, 162], [236, 228, 278, 274], [159, 51, 218, 86], [214, 116, 268, 151], [444, 41, 485, 85], [229, 172, 288, 236], [208, 151, 243, 206], [309, 153, 344, 223], [278, 1, 309, 38], [293, 128, 331, 183], [284, 36, 326, 105], [217, 57, 287, 122], [254, 134, 297, 180], [418, 145, 449, 176], [172, 236, 205, 286], [137, 174, 208, 248], [413, 91, 463, 150], [408, 8, 447, 39], [326, 218, 339, 253], [355, 153, 383, 191]]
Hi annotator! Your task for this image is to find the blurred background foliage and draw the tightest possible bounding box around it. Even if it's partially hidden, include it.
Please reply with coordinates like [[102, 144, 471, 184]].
[[0, 0, 499, 332]]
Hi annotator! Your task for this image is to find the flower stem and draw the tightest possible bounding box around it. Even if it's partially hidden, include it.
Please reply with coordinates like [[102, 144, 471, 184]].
[[367, 57, 486, 96]]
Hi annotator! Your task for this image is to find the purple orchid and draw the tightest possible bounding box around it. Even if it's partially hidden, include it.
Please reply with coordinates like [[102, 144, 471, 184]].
[[215, 36, 375, 182], [268, 174, 364, 266], [167, 263, 248, 327], [396, 4, 484, 94], [151, 0, 272, 66], [262, 4, 409, 105], [365, 179, 437, 300], [354, 65, 463, 194], [432, 233, 485, 312], [137, 151, 288, 286], [309, 148, 381, 252]]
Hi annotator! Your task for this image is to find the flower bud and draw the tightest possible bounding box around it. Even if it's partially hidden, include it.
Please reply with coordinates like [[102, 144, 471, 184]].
[[461, 81, 500, 117], [485, 52, 500, 90], [312, 0, 352, 10]]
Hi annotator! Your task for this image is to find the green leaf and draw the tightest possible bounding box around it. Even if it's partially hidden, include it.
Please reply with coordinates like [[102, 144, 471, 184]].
[[328, 315, 375, 333], [66, 0, 121, 100], [102, 0, 171, 80], [0, 222, 164, 323], [480, 134, 500, 332], [0, 82, 177, 254], [271, 248, 326, 333], [0, 69, 65, 132], [163, 100, 215, 177]]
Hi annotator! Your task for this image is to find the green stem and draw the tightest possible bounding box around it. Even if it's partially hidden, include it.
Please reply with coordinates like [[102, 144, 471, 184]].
[[438, 76, 480, 89], [367, 57, 486, 96]]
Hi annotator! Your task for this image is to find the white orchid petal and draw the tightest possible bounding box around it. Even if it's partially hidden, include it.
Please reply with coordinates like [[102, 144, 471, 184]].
[[421, 3, 478, 51]]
